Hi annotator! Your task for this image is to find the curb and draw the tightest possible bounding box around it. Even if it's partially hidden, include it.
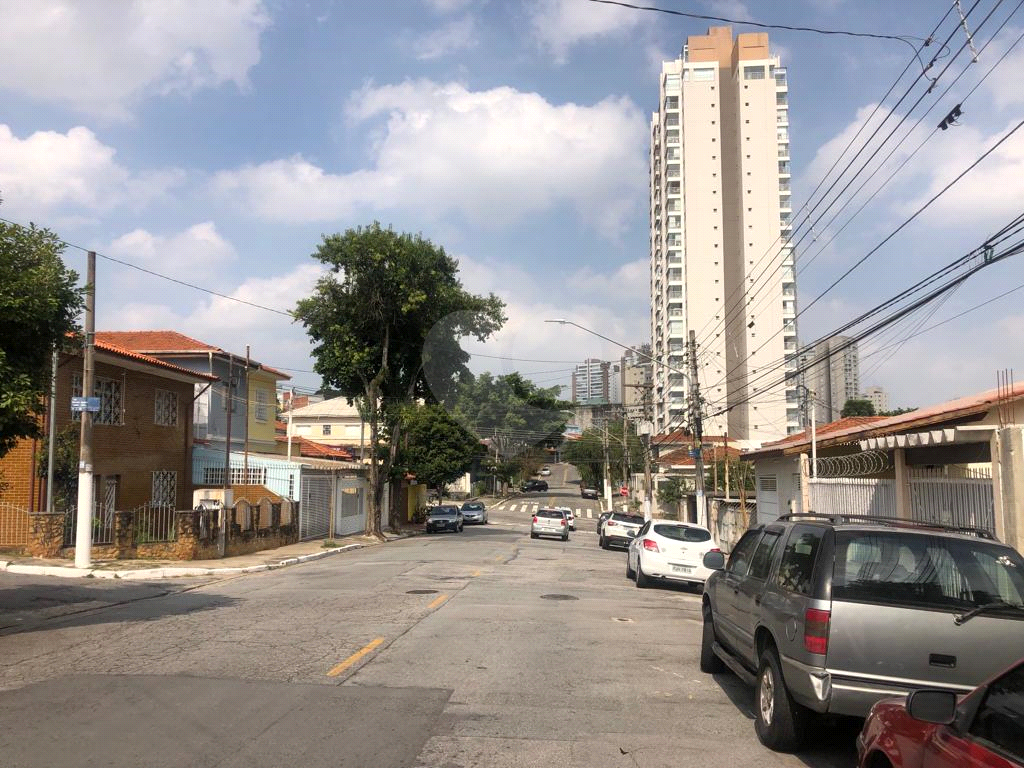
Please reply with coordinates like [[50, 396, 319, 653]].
[[0, 541, 371, 581]]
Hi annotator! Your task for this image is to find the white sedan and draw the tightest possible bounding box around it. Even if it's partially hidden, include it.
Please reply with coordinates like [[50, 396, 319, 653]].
[[626, 520, 720, 589], [556, 506, 576, 531]]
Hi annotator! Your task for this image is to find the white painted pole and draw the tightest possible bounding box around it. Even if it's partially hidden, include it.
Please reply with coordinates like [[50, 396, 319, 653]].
[[74, 251, 96, 569]]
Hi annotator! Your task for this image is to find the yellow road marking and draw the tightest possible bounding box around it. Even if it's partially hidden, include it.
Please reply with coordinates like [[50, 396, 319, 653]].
[[471, 569, 481, 577], [494, 554, 503, 562], [327, 637, 385, 677], [427, 593, 449, 610]]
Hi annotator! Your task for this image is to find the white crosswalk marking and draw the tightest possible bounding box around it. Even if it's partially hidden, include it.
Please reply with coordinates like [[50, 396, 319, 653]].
[[509, 504, 518, 512], [586, 509, 593, 518]]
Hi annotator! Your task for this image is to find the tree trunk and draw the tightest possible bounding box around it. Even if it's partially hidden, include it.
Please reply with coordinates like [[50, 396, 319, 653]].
[[365, 391, 383, 538]]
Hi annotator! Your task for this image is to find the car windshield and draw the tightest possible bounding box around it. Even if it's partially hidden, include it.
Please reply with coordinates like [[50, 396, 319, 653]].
[[462, 503, 482, 511], [833, 531, 1024, 611], [654, 524, 711, 542]]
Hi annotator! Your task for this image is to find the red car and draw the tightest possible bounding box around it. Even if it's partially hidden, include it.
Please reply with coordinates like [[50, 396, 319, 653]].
[[857, 656, 1024, 768]]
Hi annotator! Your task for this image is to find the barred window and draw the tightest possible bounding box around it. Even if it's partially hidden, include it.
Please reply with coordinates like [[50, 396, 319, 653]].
[[152, 471, 177, 507], [155, 389, 178, 426], [254, 389, 269, 422], [72, 374, 124, 425]]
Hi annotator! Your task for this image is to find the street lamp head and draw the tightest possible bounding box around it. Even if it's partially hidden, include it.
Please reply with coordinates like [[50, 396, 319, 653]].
[[545, 318, 569, 325]]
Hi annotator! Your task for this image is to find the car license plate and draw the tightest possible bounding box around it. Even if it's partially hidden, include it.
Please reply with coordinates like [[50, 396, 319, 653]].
[[671, 564, 693, 574]]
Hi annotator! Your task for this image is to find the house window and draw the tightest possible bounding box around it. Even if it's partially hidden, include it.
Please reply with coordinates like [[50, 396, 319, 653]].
[[154, 389, 178, 426], [323, 424, 332, 436], [72, 374, 124, 425], [254, 389, 269, 422], [691, 67, 715, 81], [152, 471, 177, 507], [744, 66, 766, 80]]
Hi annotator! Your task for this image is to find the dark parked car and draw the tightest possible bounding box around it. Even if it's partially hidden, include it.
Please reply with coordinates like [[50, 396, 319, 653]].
[[700, 513, 1024, 752], [425, 505, 463, 534], [460, 501, 487, 524], [521, 479, 548, 492], [857, 656, 1024, 768]]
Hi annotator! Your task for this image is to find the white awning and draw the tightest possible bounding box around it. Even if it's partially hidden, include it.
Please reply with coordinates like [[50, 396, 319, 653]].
[[860, 425, 994, 451]]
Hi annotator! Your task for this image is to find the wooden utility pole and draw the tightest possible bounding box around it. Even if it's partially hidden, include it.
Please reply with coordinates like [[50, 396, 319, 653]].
[[219, 356, 234, 558], [74, 251, 96, 569]]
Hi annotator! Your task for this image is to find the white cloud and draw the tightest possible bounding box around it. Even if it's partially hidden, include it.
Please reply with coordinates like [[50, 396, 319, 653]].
[[705, 0, 753, 22], [0, 0, 270, 118], [528, 0, 647, 63], [0, 124, 183, 215], [108, 222, 237, 276], [411, 15, 479, 59], [423, 0, 475, 12], [214, 80, 647, 238]]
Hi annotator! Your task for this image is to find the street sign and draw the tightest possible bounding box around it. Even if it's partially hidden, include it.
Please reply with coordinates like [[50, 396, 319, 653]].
[[689, 448, 701, 458], [71, 396, 100, 413]]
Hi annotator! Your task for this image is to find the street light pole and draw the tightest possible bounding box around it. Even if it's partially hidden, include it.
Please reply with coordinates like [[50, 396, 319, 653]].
[[688, 330, 705, 527], [74, 251, 96, 569]]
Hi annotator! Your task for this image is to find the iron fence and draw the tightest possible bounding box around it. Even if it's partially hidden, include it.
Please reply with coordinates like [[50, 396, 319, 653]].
[[63, 502, 114, 547], [0, 502, 30, 547], [132, 503, 177, 543]]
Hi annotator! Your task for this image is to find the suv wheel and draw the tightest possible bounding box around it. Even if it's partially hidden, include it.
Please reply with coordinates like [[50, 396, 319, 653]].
[[625, 555, 636, 580], [699, 607, 724, 673], [600, 535, 609, 550], [754, 647, 806, 752]]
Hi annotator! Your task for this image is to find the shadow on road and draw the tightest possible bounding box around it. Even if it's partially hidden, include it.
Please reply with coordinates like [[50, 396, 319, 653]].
[[0, 583, 240, 637]]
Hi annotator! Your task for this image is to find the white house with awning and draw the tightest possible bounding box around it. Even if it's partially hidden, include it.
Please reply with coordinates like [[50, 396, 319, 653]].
[[741, 382, 1024, 551]]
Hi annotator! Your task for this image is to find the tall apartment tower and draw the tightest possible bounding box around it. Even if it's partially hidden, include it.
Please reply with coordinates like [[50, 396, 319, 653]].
[[803, 336, 860, 423], [571, 359, 611, 405], [650, 27, 799, 443]]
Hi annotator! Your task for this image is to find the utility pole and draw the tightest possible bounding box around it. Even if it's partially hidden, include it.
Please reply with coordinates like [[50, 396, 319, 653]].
[[46, 346, 58, 514], [74, 251, 96, 569], [243, 345, 250, 486], [219, 355, 234, 558], [621, 411, 631, 502], [642, 384, 653, 521], [602, 424, 612, 511], [688, 330, 705, 527], [724, 431, 731, 502]]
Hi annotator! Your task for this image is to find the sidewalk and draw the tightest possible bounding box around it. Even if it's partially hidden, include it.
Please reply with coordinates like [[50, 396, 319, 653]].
[[0, 528, 421, 581]]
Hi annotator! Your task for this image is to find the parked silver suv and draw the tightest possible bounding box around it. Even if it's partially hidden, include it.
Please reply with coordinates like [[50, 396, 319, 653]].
[[700, 513, 1024, 753]]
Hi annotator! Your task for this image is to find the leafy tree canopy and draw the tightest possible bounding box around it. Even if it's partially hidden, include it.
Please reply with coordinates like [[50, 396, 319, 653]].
[[294, 222, 505, 535], [0, 220, 82, 458], [561, 422, 644, 488], [395, 403, 483, 492], [841, 398, 876, 417]]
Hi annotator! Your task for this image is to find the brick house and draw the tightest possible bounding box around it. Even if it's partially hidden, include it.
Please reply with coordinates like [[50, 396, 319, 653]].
[[0, 337, 218, 550]]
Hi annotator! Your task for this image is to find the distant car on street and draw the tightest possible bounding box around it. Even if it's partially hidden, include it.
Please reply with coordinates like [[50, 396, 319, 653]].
[[580, 487, 599, 499], [425, 505, 463, 534], [531, 507, 569, 542], [460, 501, 487, 524], [600, 513, 644, 549], [540, 468, 551, 476], [521, 479, 548, 492], [556, 507, 576, 531]]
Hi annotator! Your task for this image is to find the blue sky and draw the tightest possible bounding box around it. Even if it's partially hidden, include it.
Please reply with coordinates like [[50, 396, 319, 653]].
[[2, 0, 1023, 413]]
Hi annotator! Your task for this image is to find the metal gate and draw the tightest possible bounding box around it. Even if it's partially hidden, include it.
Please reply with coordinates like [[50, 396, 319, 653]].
[[334, 484, 365, 537], [0, 502, 30, 547], [299, 475, 331, 540], [909, 468, 995, 533], [808, 477, 897, 516]]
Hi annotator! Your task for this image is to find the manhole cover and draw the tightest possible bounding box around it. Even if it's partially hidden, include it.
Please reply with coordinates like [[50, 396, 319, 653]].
[[406, 589, 439, 595], [540, 594, 579, 601], [612, 617, 634, 623]]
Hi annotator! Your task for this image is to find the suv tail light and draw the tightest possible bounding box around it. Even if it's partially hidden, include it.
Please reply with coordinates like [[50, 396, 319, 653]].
[[642, 538, 660, 552], [560, 519, 566, 526], [532, 516, 538, 523], [804, 608, 831, 655], [606, 520, 616, 527]]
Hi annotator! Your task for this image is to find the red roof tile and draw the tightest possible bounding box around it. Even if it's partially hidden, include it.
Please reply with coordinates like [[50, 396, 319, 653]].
[[92, 338, 219, 381], [96, 330, 222, 353], [763, 416, 887, 448]]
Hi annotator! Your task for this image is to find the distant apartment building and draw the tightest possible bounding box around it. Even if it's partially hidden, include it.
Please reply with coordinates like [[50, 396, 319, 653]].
[[862, 385, 889, 415], [650, 26, 798, 444], [803, 336, 860, 423], [571, 359, 611, 405], [622, 345, 654, 421]]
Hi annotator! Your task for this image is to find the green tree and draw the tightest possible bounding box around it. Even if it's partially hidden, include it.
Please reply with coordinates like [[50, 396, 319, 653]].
[[841, 398, 876, 417], [395, 403, 483, 497], [0, 220, 83, 459], [878, 406, 916, 417], [656, 476, 689, 520], [562, 422, 643, 492], [295, 223, 505, 537]]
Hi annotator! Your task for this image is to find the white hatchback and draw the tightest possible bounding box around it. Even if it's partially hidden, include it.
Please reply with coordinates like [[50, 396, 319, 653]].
[[556, 506, 576, 531], [626, 520, 719, 589]]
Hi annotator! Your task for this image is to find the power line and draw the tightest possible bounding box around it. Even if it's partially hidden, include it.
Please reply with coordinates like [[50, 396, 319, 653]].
[[584, 0, 924, 51]]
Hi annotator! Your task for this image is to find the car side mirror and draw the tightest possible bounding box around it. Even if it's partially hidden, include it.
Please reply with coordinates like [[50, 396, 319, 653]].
[[906, 690, 958, 725], [703, 551, 726, 570]]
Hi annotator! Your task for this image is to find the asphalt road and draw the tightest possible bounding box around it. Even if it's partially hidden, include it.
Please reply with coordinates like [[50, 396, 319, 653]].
[[0, 464, 859, 767]]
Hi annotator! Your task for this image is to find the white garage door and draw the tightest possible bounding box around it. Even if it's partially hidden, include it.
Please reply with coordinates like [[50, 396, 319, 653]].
[[334, 483, 366, 537], [757, 475, 779, 524]]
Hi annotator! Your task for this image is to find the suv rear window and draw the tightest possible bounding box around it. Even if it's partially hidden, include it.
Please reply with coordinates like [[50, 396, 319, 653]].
[[611, 514, 644, 525], [654, 524, 711, 542], [833, 531, 1024, 610]]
